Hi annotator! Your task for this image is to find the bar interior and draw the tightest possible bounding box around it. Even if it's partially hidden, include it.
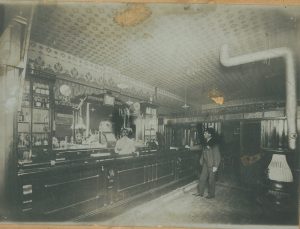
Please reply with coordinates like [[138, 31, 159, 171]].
[[0, 2, 299, 226]]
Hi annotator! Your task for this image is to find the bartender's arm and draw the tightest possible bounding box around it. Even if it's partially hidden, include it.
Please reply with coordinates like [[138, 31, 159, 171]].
[[114, 140, 122, 154]]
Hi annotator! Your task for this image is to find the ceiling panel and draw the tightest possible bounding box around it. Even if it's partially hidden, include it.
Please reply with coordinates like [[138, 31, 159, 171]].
[[30, 3, 300, 108]]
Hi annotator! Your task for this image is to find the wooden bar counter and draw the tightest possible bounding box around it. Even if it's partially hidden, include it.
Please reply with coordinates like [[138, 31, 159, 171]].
[[16, 148, 198, 221]]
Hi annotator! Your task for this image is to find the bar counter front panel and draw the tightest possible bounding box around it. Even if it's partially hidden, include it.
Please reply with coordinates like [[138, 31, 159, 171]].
[[17, 148, 198, 221]]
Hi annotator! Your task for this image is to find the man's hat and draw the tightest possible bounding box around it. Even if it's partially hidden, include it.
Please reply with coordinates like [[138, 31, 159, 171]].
[[121, 128, 129, 133], [204, 127, 215, 135]]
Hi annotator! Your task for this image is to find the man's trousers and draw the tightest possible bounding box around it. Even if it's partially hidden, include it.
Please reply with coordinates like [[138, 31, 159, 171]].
[[197, 163, 216, 197]]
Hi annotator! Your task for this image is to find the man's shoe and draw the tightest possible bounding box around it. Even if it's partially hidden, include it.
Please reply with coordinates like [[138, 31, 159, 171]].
[[192, 193, 204, 197], [205, 195, 215, 199]]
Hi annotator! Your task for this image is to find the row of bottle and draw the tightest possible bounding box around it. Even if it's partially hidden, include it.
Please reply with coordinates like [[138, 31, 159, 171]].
[[22, 95, 49, 108], [145, 107, 157, 115], [22, 94, 30, 107], [33, 96, 50, 108], [18, 133, 49, 148], [33, 82, 49, 95], [18, 110, 49, 128], [33, 134, 49, 146], [52, 136, 73, 149], [18, 133, 30, 148]]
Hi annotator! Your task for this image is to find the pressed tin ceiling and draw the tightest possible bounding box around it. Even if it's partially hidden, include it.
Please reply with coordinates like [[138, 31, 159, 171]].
[[30, 3, 300, 108]]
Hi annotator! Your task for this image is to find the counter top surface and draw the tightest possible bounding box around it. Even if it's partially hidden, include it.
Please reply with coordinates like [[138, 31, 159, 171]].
[[17, 148, 197, 174]]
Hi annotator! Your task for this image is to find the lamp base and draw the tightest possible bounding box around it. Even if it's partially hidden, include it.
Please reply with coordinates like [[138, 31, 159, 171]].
[[256, 178, 297, 224], [265, 180, 293, 209]]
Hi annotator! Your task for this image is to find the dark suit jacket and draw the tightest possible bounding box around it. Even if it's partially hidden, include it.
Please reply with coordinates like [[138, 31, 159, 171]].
[[200, 140, 221, 168]]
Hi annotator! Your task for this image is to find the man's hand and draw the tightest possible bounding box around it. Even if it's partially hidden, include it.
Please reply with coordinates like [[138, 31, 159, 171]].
[[212, 167, 218, 172]]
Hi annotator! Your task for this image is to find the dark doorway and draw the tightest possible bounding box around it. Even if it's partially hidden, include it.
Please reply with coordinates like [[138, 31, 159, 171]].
[[220, 121, 241, 184], [240, 121, 262, 189]]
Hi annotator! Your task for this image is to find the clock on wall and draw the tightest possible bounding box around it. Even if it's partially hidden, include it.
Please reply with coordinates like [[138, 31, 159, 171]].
[[59, 84, 72, 97]]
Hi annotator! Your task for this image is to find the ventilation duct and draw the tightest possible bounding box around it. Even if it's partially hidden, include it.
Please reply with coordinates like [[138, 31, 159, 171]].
[[220, 44, 297, 150]]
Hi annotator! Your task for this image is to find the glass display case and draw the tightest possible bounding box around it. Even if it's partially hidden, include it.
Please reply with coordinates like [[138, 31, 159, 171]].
[[17, 79, 31, 162], [17, 68, 55, 163]]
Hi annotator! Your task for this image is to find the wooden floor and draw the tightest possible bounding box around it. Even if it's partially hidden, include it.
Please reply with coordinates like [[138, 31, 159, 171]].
[[90, 179, 298, 228]]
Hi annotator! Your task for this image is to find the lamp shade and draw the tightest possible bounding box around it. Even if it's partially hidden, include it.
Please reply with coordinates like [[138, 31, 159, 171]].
[[268, 154, 293, 182]]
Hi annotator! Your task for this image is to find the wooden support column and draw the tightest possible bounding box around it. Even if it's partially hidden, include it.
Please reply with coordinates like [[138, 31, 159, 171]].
[[0, 21, 22, 218], [0, 6, 33, 218]]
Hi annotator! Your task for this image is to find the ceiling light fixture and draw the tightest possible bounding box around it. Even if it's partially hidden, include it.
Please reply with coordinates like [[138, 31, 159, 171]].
[[126, 97, 134, 106], [208, 88, 224, 105], [114, 4, 152, 27]]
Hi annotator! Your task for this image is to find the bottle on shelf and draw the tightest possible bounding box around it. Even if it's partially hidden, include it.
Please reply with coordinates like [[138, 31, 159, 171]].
[[23, 150, 31, 161], [25, 134, 30, 147], [23, 96, 30, 107], [24, 111, 30, 122], [18, 133, 24, 147], [34, 97, 37, 107], [18, 111, 24, 122], [39, 83, 42, 94], [45, 85, 49, 95], [43, 84, 47, 95], [43, 134, 48, 146], [46, 98, 49, 108], [33, 136, 36, 146], [35, 83, 38, 94], [24, 81, 29, 94], [33, 135, 39, 146], [33, 83, 36, 94], [36, 97, 42, 108], [44, 114, 49, 124], [40, 84, 44, 95], [43, 124, 49, 132], [41, 98, 46, 108], [32, 136, 35, 146], [36, 135, 42, 146]]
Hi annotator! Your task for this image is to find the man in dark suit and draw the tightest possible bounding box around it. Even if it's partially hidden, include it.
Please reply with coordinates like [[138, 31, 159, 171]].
[[194, 127, 221, 199]]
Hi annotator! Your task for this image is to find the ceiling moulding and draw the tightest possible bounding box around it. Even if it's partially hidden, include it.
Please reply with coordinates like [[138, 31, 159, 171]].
[[201, 98, 287, 111], [165, 108, 287, 125], [169, 99, 290, 119], [27, 41, 183, 107]]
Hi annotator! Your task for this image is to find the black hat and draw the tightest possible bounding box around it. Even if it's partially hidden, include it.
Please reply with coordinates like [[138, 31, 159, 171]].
[[121, 128, 129, 135], [204, 127, 215, 135]]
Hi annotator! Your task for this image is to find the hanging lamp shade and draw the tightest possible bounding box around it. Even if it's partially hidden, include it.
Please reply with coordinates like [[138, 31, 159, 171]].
[[182, 85, 190, 109], [71, 102, 86, 130], [75, 116, 86, 130], [70, 118, 75, 129], [268, 154, 293, 182], [126, 98, 134, 106], [182, 103, 190, 109]]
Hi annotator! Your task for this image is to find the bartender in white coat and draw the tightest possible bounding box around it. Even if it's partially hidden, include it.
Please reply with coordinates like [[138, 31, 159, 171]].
[[115, 128, 136, 155]]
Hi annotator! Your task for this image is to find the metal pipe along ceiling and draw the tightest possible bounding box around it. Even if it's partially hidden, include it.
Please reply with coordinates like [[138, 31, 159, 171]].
[[220, 44, 297, 150]]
